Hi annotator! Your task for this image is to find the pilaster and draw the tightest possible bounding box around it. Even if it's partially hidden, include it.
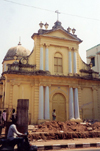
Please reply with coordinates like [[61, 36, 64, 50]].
[[76, 46, 79, 74], [74, 88, 80, 119], [9, 83, 13, 108], [78, 86, 82, 119], [38, 85, 44, 119], [91, 87, 98, 120], [69, 87, 74, 120], [68, 48, 72, 74], [34, 80, 39, 123], [45, 45, 49, 71], [44, 86, 50, 119], [7, 83, 13, 121], [73, 49, 77, 74], [35, 43, 40, 70], [30, 84, 34, 124], [40, 44, 44, 70]]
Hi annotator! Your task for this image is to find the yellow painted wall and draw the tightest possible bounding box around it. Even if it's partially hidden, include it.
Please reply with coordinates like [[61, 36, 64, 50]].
[[2, 72, 100, 124], [1, 25, 100, 124], [81, 88, 93, 119], [31, 30, 79, 75]]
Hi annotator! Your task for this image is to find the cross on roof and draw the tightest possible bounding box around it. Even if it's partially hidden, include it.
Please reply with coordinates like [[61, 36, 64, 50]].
[[55, 10, 60, 21], [18, 36, 21, 45]]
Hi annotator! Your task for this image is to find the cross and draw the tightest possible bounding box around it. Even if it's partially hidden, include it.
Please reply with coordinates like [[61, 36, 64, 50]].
[[55, 10, 60, 21], [18, 36, 21, 45], [19, 36, 21, 43]]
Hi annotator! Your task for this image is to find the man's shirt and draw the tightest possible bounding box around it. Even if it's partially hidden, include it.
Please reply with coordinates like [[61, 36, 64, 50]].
[[7, 124, 23, 140]]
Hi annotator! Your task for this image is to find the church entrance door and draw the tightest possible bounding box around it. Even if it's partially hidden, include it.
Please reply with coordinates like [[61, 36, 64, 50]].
[[52, 93, 66, 122]]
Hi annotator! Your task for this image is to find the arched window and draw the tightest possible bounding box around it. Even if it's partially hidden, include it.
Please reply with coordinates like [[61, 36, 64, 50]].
[[54, 52, 63, 73]]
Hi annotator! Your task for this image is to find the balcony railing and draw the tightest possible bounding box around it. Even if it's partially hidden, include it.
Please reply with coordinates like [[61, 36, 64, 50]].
[[7, 62, 36, 73]]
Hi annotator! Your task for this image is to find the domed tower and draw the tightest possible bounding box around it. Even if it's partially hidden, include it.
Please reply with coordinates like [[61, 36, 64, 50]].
[[2, 42, 30, 72]]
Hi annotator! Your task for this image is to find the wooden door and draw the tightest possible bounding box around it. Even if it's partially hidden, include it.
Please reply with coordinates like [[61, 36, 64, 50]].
[[17, 99, 29, 133], [52, 93, 66, 121]]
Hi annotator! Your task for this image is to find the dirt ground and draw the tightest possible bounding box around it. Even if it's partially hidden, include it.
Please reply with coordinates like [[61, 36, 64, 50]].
[[28, 121, 100, 141]]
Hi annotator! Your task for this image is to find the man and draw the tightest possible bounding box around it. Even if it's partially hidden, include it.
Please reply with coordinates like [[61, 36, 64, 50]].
[[11, 109, 16, 124], [7, 120, 25, 150], [52, 109, 56, 121], [2, 110, 6, 127]]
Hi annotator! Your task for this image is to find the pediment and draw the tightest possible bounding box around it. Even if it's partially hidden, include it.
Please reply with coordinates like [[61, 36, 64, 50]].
[[43, 29, 80, 42]]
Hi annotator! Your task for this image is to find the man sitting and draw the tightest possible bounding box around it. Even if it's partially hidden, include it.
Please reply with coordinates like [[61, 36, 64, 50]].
[[7, 120, 25, 150]]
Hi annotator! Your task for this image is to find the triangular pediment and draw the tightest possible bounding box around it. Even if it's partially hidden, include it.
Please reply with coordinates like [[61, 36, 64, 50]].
[[43, 28, 81, 42]]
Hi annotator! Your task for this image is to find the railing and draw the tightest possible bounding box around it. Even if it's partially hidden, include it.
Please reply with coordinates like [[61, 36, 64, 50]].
[[7, 63, 36, 73]]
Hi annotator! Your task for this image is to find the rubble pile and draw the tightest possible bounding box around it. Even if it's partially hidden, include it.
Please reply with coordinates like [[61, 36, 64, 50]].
[[28, 121, 100, 141]]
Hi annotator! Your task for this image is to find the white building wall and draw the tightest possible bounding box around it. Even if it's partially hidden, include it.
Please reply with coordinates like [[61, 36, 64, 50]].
[[86, 44, 100, 75]]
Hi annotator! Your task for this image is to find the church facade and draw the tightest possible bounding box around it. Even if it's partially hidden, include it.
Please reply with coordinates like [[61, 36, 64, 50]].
[[0, 20, 100, 124]]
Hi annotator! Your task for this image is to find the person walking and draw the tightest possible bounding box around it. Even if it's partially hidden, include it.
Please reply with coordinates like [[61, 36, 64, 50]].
[[52, 109, 56, 121], [2, 110, 6, 127], [11, 109, 17, 124]]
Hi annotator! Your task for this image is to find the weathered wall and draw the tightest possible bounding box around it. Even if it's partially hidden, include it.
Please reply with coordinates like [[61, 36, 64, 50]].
[[3, 72, 100, 124]]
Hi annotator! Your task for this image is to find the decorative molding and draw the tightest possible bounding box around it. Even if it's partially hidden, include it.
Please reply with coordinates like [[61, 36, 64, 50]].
[[50, 88, 68, 102], [46, 44, 50, 48], [17, 83, 20, 87], [73, 48, 77, 52], [39, 83, 51, 87], [91, 86, 98, 91], [30, 84, 34, 87], [77, 86, 81, 89], [68, 47, 72, 51], [11, 83, 14, 86], [40, 43, 44, 47], [69, 86, 79, 89]]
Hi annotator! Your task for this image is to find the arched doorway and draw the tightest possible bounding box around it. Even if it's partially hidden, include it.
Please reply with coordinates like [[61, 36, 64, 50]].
[[52, 93, 66, 121]]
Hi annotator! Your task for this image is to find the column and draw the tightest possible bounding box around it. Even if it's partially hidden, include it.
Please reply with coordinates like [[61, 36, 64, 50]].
[[9, 84, 13, 108], [68, 49, 72, 73], [73, 50, 77, 73], [69, 87, 74, 119], [2, 82, 5, 109], [74, 88, 80, 119], [44, 86, 50, 119], [40, 46, 43, 70], [30, 84, 34, 124], [45, 46, 49, 71], [38, 86, 44, 119]]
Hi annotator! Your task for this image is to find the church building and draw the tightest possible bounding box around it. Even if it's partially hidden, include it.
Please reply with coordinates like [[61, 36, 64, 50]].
[[0, 19, 100, 124]]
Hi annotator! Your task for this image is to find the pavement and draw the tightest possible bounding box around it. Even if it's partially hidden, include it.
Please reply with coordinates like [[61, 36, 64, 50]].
[[30, 138, 100, 150]]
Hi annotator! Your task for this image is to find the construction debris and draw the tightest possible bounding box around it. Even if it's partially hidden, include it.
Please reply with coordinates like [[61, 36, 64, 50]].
[[28, 121, 100, 141]]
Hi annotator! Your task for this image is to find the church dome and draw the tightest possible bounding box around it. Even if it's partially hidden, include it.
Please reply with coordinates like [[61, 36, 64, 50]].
[[3, 42, 31, 61]]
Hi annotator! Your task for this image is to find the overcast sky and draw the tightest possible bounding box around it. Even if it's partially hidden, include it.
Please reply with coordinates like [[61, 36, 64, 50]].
[[0, 0, 100, 74]]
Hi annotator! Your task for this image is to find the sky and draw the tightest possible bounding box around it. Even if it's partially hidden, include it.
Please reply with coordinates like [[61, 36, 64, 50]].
[[0, 0, 100, 74]]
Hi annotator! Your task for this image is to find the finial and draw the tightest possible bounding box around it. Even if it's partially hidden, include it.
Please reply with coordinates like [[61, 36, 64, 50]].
[[18, 36, 21, 45], [55, 10, 60, 21], [44, 22, 49, 30], [39, 21, 44, 29], [72, 28, 76, 34], [67, 27, 71, 33]]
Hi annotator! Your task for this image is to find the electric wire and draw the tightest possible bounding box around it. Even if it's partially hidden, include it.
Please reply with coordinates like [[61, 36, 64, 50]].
[[3, 0, 100, 21]]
